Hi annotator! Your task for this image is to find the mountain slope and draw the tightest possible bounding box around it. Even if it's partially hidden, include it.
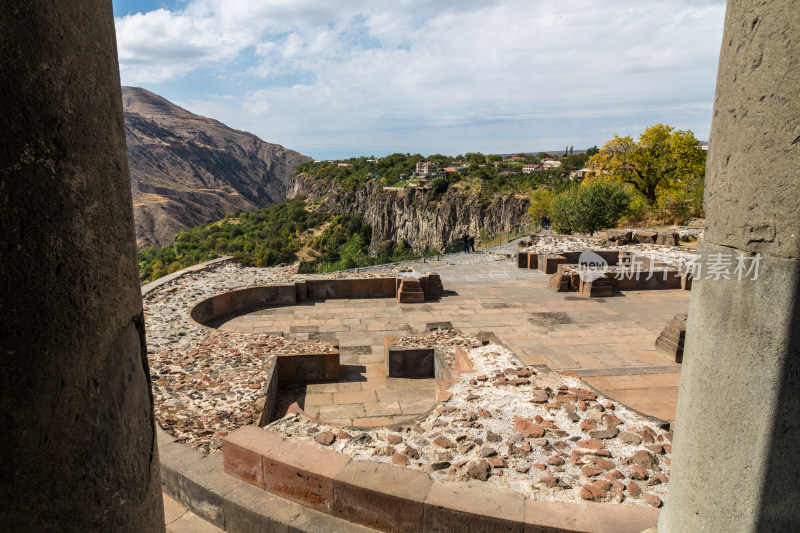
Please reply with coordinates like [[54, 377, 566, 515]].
[[123, 87, 312, 248]]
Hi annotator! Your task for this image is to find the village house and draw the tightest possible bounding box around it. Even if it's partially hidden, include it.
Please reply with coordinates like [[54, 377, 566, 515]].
[[542, 157, 562, 169], [415, 161, 439, 175], [522, 164, 543, 173]]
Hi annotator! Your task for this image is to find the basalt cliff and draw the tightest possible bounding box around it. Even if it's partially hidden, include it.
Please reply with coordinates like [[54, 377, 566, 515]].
[[288, 174, 531, 252], [123, 87, 312, 249]]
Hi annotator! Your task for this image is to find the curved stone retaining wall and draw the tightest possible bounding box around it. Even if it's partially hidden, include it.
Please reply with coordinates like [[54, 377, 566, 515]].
[[189, 275, 442, 328]]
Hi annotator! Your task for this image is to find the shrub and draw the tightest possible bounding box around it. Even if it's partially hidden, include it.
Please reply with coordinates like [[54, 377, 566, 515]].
[[551, 182, 630, 235]]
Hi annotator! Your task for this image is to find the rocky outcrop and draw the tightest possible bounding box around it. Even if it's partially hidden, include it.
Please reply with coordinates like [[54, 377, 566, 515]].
[[288, 175, 531, 252], [123, 87, 312, 249]]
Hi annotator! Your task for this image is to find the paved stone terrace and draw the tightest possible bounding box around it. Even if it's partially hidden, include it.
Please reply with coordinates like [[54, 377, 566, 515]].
[[220, 251, 688, 426]]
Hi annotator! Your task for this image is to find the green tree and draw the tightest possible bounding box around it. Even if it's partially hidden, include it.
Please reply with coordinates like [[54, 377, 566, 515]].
[[528, 188, 556, 221], [550, 182, 630, 235], [586, 124, 705, 205], [465, 152, 486, 166]]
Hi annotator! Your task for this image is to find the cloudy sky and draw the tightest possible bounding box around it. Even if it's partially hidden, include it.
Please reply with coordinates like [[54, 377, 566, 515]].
[[113, 0, 727, 160]]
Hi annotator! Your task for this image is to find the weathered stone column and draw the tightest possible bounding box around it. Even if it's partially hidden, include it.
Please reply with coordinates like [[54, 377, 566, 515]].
[[0, 2, 164, 530], [658, 1, 799, 532]]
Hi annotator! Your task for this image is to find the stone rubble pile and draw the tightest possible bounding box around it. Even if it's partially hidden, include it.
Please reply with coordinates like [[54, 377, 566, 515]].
[[519, 234, 697, 267], [152, 331, 336, 454], [266, 342, 671, 508]]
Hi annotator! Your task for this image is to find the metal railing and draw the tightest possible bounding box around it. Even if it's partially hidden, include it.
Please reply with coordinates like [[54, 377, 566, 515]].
[[476, 222, 539, 250], [298, 221, 540, 274]]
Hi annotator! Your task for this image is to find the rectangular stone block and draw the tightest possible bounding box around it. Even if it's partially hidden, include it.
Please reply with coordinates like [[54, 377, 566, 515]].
[[262, 437, 351, 513], [378, 278, 396, 297], [524, 500, 592, 533], [560, 251, 582, 263], [517, 252, 528, 268], [434, 379, 457, 402], [540, 255, 568, 274], [579, 277, 614, 298], [349, 278, 374, 298], [276, 283, 297, 305], [585, 502, 660, 533], [527, 253, 538, 269], [306, 280, 327, 300], [454, 345, 474, 372], [681, 272, 693, 290], [632, 270, 678, 290], [424, 481, 525, 532], [277, 351, 340, 382], [398, 278, 425, 303], [295, 280, 307, 302], [385, 345, 435, 378], [333, 460, 432, 532], [607, 274, 638, 291], [223, 426, 285, 489]]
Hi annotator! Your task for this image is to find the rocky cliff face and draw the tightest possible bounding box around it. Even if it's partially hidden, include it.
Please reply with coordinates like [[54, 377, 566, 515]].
[[288, 175, 531, 252], [123, 87, 312, 249]]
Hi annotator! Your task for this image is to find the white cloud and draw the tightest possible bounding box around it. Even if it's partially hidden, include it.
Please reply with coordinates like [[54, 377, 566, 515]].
[[115, 0, 726, 157]]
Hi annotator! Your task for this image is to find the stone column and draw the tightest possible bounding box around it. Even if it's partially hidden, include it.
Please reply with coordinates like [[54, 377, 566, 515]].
[[658, 1, 799, 532], [0, 2, 164, 530]]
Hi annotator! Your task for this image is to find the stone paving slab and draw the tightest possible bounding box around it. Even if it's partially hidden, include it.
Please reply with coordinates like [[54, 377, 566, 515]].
[[218, 254, 687, 430]]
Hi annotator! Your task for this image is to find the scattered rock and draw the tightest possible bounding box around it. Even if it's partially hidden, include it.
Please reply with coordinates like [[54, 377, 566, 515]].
[[487, 457, 506, 469], [513, 416, 545, 438], [433, 436, 456, 449], [582, 466, 603, 478], [626, 481, 642, 498], [387, 433, 403, 445], [355, 433, 373, 445], [467, 461, 491, 481], [480, 446, 498, 458], [314, 431, 335, 446], [588, 428, 619, 439], [403, 446, 420, 460], [643, 494, 663, 508], [618, 431, 643, 444], [580, 484, 607, 502], [392, 453, 410, 466], [486, 431, 502, 443], [633, 450, 660, 470], [531, 390, 550, 403]]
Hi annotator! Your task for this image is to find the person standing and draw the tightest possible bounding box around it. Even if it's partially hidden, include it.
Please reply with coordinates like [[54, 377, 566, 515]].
[[469, 235, 476, 252], [462, 233, 470, 253]]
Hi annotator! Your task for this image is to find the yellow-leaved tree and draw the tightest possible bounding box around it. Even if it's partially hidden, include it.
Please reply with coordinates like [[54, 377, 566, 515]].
[[585, 124, 705, 206]]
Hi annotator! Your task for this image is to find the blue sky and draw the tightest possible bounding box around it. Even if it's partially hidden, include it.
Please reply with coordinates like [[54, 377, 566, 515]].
[[112, 0, 727, 160]]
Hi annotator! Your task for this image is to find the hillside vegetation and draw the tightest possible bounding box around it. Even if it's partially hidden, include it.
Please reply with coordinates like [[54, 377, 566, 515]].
[[138, 198, 379, 281]]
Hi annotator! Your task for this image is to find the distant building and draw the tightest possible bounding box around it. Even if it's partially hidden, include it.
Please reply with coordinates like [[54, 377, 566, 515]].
[[522, 164, 543, 173], [569, 168, 590, 180], [415, 161, 439, 175], [542, 158, 562, 169], [337, 163, 353, 167]]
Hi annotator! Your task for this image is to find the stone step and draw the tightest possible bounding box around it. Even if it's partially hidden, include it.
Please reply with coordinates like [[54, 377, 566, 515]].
[[397, 278, 425, 303]]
